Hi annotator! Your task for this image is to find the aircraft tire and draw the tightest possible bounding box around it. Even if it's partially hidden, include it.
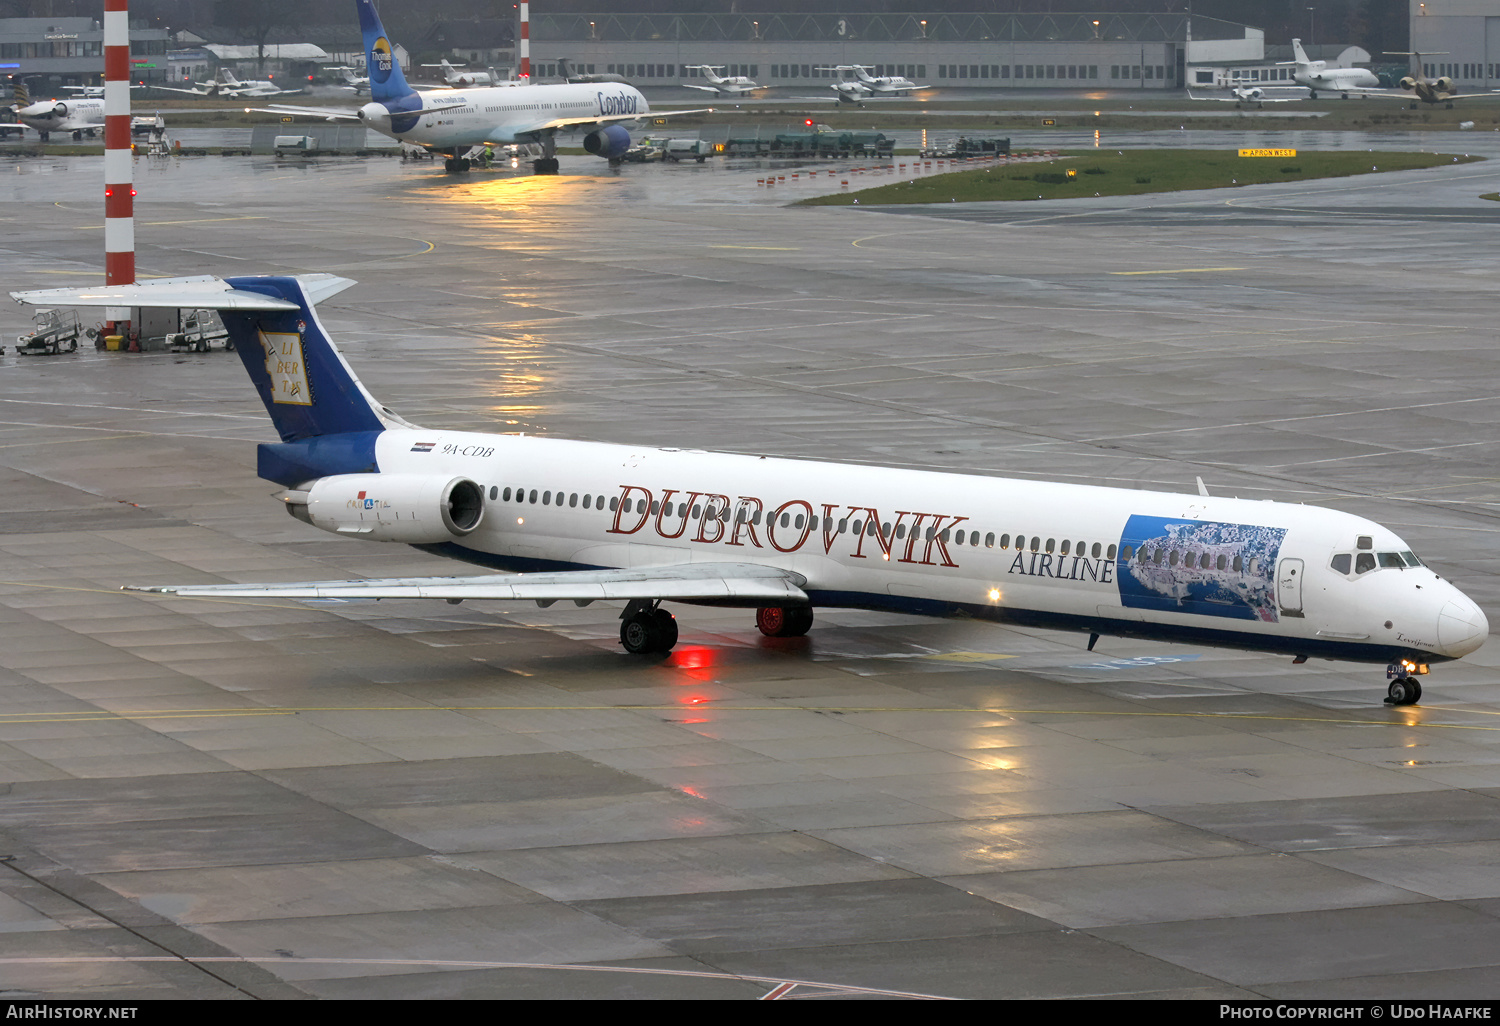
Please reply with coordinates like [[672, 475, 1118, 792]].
[[620, 612, 663, 655], [1385, 677, 1422, 706], [651, 609, 678, 652], [756, 605, 813, 638]]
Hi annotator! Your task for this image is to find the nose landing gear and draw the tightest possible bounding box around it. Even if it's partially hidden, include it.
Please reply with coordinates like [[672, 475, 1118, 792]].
[[1385, 660, 1428, 706]]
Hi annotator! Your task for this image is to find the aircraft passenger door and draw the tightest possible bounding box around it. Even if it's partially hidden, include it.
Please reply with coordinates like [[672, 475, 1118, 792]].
[[1277, 558, 1305, 618]]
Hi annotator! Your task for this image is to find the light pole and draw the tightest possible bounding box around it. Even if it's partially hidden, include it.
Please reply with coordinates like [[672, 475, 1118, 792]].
[[1306, 7, 1315, 48]]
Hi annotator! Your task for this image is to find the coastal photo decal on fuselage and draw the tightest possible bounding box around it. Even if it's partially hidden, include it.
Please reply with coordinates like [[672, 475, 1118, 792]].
[[1117, 515, 1286, 622]]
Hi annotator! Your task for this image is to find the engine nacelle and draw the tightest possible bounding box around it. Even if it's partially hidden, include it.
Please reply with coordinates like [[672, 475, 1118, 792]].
[[1244, 87, 1264, 100], [1436, 76, 1454, 93], [1400, 76, 1417, 91], [583, 123, 632, 160], [53, 102, 68, 118], [284, 473, 485, 544]]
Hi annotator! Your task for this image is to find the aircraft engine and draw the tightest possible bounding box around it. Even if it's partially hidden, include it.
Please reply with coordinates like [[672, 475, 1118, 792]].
[[1436, 76, 1454, 93], [1245, 87, 1264, 100], [1400, 76, 1417, 91], [282, 473, 485, 544], [583, 123, 632, 160], [53, 102, 68, 118]]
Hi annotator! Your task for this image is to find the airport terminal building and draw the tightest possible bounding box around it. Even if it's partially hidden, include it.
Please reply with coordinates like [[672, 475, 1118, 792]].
[[516, 11, 1264, 90], [0, 16, 170, 88]]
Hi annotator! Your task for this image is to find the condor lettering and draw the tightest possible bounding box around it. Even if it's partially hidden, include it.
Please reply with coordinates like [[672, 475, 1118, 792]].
[[597, 91, 639, 115]]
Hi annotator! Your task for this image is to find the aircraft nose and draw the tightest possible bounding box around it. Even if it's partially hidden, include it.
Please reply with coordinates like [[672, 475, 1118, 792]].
[[1437, 595, 1488, 659]]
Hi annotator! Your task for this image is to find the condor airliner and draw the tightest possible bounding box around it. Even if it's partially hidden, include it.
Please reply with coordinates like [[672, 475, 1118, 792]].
[[267, 1, 707, 174], [10, 274, 1487, 707]]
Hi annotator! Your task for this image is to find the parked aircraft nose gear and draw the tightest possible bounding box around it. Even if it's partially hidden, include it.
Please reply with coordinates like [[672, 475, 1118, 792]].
[[1385, 677, 1422, 706], [756, 605, 813, 638]]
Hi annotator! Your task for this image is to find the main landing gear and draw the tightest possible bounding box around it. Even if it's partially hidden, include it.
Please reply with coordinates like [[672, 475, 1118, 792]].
[[756, 605, 813, 638], [619, 600, 678, 655], [1385, 660, 1428, 706], [617, 603, 816, 655], [531, 135, 560, 175], [443, 155, 471, 173]]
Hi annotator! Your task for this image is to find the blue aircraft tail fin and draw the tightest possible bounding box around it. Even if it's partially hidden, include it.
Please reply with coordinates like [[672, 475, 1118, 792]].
[[217, 274, 394, 444], [358, 0, 416, 105], [8, 273, 408, 486]]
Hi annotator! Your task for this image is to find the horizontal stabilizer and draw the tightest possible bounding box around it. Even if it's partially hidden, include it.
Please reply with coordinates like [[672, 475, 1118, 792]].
[[124, 562, 809, 606], [10, 274, 355, 311]]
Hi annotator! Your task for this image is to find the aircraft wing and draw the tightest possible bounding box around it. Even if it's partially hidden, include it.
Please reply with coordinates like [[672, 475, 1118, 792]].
[[254, 103, 361, 121], [155, 86, 211, 96], [681, 84, 722, 94], [122, 562, 809, 606], [255, 101, 470, 123], [527, 107, 714, 134]]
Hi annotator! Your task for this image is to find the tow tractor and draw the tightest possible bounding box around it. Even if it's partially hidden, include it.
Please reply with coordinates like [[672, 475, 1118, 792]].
[[9, 308, 81, 355], [168, 309, 231, 352]]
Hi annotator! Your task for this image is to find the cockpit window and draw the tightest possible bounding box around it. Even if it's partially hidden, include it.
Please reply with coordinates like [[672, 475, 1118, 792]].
[[1378, 552, 1406, 568], [1401, 551, 1422, 567], [1355, 552, 1377, 574], [1330, 553, 1351, 574]]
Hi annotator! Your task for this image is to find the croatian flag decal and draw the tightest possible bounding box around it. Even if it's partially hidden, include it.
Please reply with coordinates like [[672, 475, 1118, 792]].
[[411, 441, 436, 452]]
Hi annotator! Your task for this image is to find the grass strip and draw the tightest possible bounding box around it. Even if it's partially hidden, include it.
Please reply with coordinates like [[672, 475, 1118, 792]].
[[797, 148, 1484, 205]]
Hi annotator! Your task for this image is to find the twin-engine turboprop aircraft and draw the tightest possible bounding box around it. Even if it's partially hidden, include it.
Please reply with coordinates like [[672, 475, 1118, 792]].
[[9, 274, 1487, 707]]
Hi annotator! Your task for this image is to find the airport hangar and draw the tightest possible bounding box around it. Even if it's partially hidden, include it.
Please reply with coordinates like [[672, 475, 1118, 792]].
[[486, 10, 1264, 92], [1409, 0, 1500, 90]]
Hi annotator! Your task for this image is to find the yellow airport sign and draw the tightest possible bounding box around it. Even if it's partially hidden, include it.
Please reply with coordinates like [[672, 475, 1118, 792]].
[[1238, 148, 1296, 158]]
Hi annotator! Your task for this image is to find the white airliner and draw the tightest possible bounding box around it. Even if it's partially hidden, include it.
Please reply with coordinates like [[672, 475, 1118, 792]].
[[683, 65, 762, 97], [9, 273, 1487, 708], [15, 96, 104, 139], [265, 1, 708, 174], [1278, 38, 1380, 98]]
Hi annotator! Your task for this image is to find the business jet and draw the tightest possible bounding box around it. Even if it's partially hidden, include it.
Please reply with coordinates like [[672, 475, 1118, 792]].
[[821, 65, 926, 104], [15, 96, 104, 139], [1187, 85, 1305, 108], [9, 272, 1486, 708], [160, 69, 298, 99], [683, 65, 762, 97], [555, 58, 626, 85], [264, 0, 708, 174], [1278, 38, 1380, 98], [421, 59, 501, 88], [331, 66, 370, 96], [1380, 50, 1500, 108]]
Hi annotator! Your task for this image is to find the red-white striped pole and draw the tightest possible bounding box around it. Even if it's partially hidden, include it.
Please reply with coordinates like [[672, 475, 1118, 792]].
[[104, 0, 134, 334], [519, 2, 530, 80]]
